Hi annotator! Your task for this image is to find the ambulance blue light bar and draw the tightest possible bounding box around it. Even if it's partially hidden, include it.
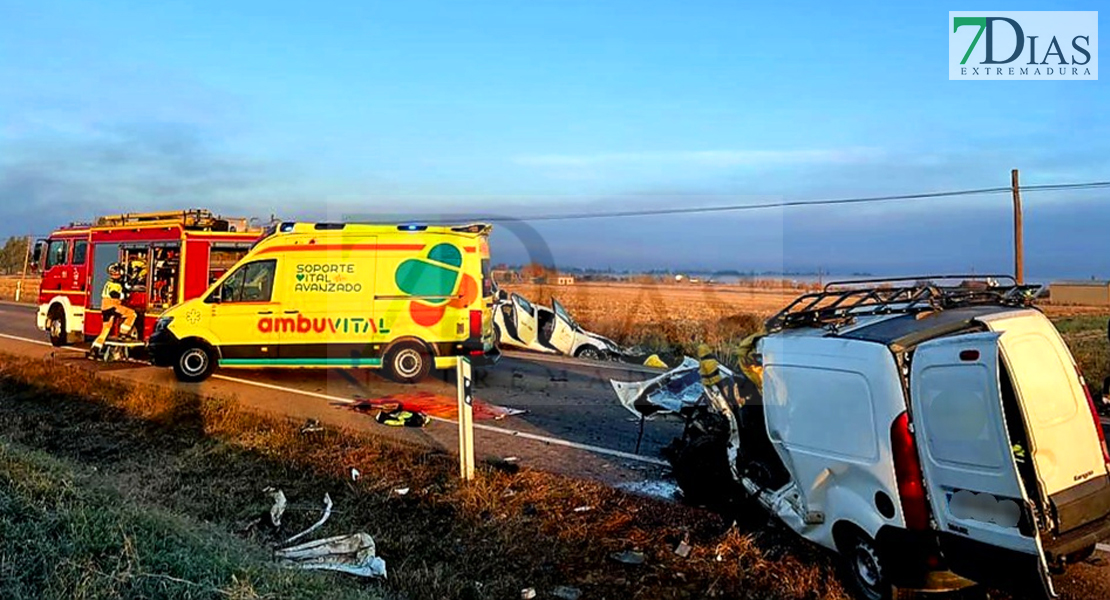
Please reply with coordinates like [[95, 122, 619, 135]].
[[398, 224, 428, 232]]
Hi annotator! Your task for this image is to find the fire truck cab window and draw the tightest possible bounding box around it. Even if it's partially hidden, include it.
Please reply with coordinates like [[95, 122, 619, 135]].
[[150, 244, 181, 310], [218, 260, 276, 303], [45, 240, 68, 269], [209, 245, 251, 284], [71, 241, 88, 265]]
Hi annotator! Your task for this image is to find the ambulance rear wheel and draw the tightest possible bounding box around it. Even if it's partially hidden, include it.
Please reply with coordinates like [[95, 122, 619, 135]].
[[174, 344, 215, 383], [385, 342, 430, 384]]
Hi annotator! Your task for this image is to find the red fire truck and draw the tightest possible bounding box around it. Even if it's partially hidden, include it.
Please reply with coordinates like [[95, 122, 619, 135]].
[[34, 209, 265, 346]]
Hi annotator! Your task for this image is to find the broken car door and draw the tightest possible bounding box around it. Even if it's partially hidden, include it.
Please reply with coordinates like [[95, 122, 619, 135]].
[[510, 293, 539, 348], [548, 298, 578, 355], [910, 332, 1054, 599]]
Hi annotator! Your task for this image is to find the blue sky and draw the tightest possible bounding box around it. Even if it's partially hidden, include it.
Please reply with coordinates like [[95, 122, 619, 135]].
[[0, 1, 1106, 278]]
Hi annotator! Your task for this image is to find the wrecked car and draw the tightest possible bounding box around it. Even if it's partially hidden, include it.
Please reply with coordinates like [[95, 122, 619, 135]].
[[493, 290, 623, 360], [668, 277, 1110, 600]]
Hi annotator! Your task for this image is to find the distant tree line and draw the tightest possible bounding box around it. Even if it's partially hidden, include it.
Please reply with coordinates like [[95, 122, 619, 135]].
[[0, 236, 30, 275]]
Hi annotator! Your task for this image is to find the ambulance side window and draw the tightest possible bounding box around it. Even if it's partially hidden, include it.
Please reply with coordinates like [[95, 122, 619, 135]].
[[218, 260, 276, 303]]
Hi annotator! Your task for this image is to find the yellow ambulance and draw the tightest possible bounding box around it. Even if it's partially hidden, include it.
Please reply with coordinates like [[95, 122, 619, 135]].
[[147, 221, 499, 382]]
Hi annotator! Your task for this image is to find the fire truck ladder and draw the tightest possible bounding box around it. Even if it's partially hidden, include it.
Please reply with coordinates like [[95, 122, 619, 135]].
[[95, 209, 255, 232], [765, 275, 1042, 332]]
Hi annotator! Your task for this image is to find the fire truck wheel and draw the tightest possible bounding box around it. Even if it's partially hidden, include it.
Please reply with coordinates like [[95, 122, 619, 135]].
[[48, 308, 67, 347], [385, 342, 430, 384], [174, 344, 215, 382]]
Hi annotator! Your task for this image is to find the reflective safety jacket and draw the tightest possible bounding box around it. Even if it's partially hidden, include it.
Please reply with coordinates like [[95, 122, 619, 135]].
[[102, 280, 124, 301]]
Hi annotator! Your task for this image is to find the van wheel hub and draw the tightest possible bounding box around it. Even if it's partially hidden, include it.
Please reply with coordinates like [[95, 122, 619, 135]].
[[854, 543, 882, 588], [50, 319, 63, 338]]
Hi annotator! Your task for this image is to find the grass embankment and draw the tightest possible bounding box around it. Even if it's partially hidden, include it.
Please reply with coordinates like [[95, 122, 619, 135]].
[[0, 355, 847, 600], [1055, 315, 1110, 389]]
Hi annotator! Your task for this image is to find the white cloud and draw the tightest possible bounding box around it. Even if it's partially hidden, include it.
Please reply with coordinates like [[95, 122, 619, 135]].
[[513, 147, 883, 168]]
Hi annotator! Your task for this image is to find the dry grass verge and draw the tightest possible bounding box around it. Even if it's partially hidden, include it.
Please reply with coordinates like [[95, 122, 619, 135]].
[[0, 354, 848, 600]]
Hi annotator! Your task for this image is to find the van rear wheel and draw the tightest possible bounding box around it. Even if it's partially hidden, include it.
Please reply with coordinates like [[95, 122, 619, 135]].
[[841, 531, 892, 600], [385, 342, 430, 384], [174, 344, 215, 383]]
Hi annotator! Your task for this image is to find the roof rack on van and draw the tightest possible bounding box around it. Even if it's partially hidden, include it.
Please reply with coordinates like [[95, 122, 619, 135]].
[[766, 274, 1042, 332]]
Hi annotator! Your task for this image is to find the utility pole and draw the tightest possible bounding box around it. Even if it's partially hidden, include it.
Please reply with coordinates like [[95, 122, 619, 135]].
[[15, 235, 32, 302], [1011, 169, 1024, 284]]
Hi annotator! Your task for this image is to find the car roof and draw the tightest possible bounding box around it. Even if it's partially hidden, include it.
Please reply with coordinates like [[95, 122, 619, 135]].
[[837, 305, 1032, 350]]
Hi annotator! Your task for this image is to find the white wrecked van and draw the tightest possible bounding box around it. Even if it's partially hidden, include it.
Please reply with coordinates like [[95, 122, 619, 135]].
[[669, 278, 1110, 599]]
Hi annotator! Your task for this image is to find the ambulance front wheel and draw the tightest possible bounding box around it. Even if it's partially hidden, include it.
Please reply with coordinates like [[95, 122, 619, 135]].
[[385, 342, 430, 384], [174, 344, 216, 383]]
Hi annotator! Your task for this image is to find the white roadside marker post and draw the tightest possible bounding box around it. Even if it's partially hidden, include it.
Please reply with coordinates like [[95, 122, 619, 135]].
[[456, 357, 475, 481]]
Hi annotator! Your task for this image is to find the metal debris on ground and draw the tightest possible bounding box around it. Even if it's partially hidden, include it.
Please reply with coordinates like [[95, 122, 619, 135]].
[[274, 532, 387, 578], [610, 549, 647, 565], [300, 418, 324, 434], [265, 487, 287, 528], [283, 493, 333, 545], [552, 585, 582, 600], [349, 467, 361, 481], [572, 505, 593, 513], [520, 588, 537, 599], [393, 487, 410, 496], [674, 536, 692, 558]]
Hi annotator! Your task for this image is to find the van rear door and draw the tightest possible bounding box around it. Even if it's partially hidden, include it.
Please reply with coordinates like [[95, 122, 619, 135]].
[[910, 332, 1054, 598], [978, 311, 1110, 537]]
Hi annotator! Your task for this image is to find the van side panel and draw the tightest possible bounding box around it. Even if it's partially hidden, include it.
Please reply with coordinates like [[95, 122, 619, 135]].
[[760, 336, 906, 549]]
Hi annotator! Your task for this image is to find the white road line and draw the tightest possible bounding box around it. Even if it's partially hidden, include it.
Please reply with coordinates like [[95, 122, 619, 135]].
[[0, 332, 668, 466], [0, 332, 64, 348], [217, 374, 667, 465], [210, 373, 359, 404], [1099, 543, 1110, 554], [467, 421, 669, 465]]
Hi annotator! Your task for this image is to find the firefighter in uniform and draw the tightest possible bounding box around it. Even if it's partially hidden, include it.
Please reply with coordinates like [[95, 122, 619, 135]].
[[91, 263, 138, 356]]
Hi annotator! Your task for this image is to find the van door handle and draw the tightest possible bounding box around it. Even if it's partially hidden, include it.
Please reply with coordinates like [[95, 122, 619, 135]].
[[258, 310, 273, 315], [283, 310, 299, 315]]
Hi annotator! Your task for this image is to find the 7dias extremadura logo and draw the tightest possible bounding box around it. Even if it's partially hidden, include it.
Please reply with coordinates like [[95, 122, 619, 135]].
[[950, 11, 1097, 80]]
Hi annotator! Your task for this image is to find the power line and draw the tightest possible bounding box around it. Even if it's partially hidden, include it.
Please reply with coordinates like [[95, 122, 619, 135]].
[[483, 180, 1110, 223]]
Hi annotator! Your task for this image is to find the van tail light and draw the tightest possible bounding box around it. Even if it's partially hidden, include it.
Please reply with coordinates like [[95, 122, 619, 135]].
[[1077, 368, 1110, 467], [469, 310, 482, 338], [891, 411, 930, 530]]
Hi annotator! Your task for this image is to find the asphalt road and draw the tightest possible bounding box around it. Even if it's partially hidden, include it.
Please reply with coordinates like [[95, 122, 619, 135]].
[[0, 302, 680, 485], [3, 301, 1108, 599]]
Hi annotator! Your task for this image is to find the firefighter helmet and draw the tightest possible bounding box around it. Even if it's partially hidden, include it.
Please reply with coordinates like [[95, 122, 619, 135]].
[[107, 263, 124, 278]]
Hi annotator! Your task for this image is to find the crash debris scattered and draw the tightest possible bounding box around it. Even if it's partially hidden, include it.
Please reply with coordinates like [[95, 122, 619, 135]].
[[256, 488, 387, 579]]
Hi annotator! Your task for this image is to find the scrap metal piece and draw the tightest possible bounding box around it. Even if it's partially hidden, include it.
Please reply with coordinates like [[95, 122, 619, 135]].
[[264, 487, 287, 528], [275, 533, 387, 578], [283, 493, 333, 545]]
